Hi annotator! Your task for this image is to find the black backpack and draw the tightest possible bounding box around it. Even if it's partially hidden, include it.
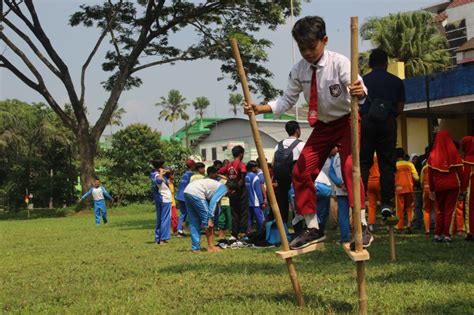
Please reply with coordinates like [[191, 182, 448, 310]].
[[273, 139, 301, 182]]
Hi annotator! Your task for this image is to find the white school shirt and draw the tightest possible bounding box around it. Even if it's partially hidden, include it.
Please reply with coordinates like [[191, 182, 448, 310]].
[[92, 187, 105, 201], [269, 50, 367, 123], [184, 178, 223, 201], [273, 137, 306, 161]]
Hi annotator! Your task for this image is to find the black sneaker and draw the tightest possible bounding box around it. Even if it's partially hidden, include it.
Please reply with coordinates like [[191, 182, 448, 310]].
[[381, 206, 393, 220], [433, 235, 442, 243], [465, 234, 473, 241], [350, 228, 374, 251], [289, 228, 325, 250]]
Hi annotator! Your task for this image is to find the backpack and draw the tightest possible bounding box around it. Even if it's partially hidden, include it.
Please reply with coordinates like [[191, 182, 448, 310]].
[[265, 220, 292, 245], [273, 139, 301, 182]]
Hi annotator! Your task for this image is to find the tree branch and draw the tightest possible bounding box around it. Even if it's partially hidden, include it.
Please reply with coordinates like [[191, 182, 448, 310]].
[[3, 17, 62, 78], [18, 0, 87, 126], [0, 56, 76, 131], [80, 28, 108, 106], [0, 55, 39, 91], [130, 54, 204, 74]]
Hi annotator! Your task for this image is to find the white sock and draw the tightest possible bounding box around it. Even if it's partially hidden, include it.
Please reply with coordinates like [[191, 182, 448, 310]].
[[361, 209, 368, 227], [304, 213, 319, 229]]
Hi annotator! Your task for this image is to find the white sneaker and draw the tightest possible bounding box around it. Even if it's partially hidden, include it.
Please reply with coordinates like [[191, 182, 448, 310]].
[[228, 235, 237, 241]]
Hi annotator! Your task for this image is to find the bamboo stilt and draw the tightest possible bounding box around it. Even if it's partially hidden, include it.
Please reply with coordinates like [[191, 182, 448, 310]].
[[230, 38, 305, 307], [350, 17, 368, 315]]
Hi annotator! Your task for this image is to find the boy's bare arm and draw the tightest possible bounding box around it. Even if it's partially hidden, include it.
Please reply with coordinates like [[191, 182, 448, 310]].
[[243, 102, 272, 115]]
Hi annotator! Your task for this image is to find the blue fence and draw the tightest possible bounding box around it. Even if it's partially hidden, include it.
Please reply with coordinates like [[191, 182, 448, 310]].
[[404, 64, 474, 104]]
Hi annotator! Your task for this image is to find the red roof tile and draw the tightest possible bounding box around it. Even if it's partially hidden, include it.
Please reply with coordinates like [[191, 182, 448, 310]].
[[447, 0, 474, 9]]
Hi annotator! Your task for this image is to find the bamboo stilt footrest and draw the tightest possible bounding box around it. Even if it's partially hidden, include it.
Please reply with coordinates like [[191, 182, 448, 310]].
[[276, 242, 325, 259], [384, 216, 399, 226], [343, 243, 370, 262]]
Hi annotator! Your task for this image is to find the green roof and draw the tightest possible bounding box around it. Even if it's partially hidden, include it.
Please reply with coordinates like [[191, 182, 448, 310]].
[[173, 118, 223, 144]]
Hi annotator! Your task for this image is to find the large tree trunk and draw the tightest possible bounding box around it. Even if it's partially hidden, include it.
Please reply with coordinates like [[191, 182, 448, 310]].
[[77, 132, 97, 195]]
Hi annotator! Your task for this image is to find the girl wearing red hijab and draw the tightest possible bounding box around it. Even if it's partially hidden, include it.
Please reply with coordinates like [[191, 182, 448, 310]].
[[460, 136, 474, 241], [428, 130, 463, 242]]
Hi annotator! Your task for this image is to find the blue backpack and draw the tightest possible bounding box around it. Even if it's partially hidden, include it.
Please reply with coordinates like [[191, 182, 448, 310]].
[[265, 220, 292, 245]]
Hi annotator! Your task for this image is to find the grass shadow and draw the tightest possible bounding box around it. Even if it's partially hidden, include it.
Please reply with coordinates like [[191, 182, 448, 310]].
[[0, 208, 74, 221]]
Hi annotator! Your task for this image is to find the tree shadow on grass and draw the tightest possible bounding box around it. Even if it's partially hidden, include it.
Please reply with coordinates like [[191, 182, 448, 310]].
[[213, 291, 354, 313], [112, 219, 156, 230], [0, 208, 72, 221], [405, 298, 474, 315], [158, 260, 291, 276]]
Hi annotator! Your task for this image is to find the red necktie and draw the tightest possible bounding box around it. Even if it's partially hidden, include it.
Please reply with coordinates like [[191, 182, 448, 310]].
[[308, 67, 318, 127]]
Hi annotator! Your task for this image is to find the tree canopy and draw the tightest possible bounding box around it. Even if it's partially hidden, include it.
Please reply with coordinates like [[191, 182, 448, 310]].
[[360, 11, 451, 77]]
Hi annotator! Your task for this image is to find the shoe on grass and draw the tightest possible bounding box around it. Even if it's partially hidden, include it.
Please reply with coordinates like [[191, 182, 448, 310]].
[[433, 235, 442, 243], [465, 234, 473, 241], [444, 236, 452, 243], [289, 228, 325, 250]]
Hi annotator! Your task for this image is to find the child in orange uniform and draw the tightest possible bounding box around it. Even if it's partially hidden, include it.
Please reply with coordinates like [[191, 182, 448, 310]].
[[395, 148, 419, 232], [420, 164, 438, 234], [367, 155, 381, 232], [428, 130, 463, 243], [461, 136, 474, 241]]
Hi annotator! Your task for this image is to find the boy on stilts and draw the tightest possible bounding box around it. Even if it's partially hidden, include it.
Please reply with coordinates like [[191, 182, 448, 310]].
[[245, 16, 371, 249]]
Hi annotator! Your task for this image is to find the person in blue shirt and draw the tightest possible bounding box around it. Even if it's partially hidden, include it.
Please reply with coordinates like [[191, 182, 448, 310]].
[[184, 177, 239, 252], [175, 159, 195, 237], [150, 160, 172, 245], [80, 177, 113, 225], [245, 160, 266, 232]]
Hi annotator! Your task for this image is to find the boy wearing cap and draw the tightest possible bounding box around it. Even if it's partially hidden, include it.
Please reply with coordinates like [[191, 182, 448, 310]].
[[176, 159, 195, 237]]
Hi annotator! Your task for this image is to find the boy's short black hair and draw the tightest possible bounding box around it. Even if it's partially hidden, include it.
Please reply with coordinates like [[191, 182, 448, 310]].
[[396, 147, 406, 159], [151, 159, 165, 169], [285, 120, 300, 136], [226, 180, 240, 192], [207, 166, 218, 176], [213, 160, 222, 167], [246, 160, 258, 170], [93, 176, 100, 181], [292, 16, 326, 46], [369, 48, 388, 68], [232, 145, 245, 158], [195, 162, 205, 170]]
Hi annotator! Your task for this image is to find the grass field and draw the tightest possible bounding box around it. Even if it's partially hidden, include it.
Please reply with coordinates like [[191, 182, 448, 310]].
[[1, 204, 473, 314]]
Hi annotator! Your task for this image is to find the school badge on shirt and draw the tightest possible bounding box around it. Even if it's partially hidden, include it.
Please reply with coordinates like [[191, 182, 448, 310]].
[[329, 84, 342, 97]]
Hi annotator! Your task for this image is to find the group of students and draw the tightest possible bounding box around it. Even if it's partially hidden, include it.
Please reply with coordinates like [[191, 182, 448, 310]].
[[366, 133, 474, 243]]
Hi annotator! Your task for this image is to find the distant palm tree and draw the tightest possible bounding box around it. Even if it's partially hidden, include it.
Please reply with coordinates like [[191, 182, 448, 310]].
[[156, 89, 189, 133], [98, 105, 126, 136], [360, 11, 451, 77], [228, 93, 243, 117], [192, 96, 210, 120]]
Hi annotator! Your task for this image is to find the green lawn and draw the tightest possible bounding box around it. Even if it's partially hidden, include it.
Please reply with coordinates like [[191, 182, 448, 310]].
[[1, 205, 473, 314]]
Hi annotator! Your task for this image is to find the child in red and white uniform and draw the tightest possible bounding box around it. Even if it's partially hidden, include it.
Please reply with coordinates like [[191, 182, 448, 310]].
[[245, 16, 369, 249], [428, 130, 463, 243]]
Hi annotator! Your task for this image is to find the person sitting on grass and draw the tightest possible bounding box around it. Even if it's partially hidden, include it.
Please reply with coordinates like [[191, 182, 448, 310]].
[[184, 177, 239, 253], [80, 177, 113, 226]]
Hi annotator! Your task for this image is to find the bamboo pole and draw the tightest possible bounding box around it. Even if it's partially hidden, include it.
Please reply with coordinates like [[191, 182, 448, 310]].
[[389, 226, 396, 261], [230, 38, 305, 307], [350, 17, 368, 315]]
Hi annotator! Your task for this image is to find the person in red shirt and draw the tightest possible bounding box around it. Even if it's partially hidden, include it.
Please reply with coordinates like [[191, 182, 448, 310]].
[[428, 130, 464, 243], [218, 145, 249, 240], [420, 164, 438, 234], [460, 136, 474, 241]]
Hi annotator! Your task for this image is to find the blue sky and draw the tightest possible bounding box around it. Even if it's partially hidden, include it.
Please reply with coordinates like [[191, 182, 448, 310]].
[[0, 0, 436, 136]]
